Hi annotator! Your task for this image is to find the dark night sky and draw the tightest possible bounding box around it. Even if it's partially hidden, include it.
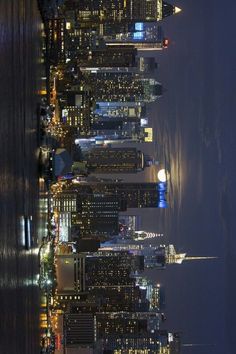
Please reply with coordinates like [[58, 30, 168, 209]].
[[100, 2, 236, 352], [142, 1, 236, 353]]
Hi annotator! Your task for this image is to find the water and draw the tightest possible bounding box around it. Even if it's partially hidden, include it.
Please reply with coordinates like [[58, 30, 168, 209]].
[[0, 0, 43, 352]]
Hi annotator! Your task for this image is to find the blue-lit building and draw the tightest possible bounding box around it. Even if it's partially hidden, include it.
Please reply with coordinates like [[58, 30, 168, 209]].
[[88, 181, 168, 209], [105, 24, 168, 51]]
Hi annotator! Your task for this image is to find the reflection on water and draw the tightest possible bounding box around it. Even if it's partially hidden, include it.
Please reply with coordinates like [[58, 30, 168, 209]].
[[0, 1, 43, 352]]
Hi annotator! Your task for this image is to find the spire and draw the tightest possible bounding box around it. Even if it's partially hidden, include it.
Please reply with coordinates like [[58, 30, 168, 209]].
[[162, 2, 182, 19], [185, 256, 218, 261], [183, 344, 215, 348], [174, 6, 182, 14], [133, 231, 164, 240]]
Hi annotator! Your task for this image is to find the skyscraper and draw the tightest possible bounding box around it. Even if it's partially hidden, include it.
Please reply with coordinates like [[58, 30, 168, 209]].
[[84, 147, 145, 173], [84, 71, 162, 103], [95, 101, 145, 119], [105, 23, 168, 51], [89, 181, 168, 208], [45, 18, 66, 65], [63, 313, 95, 348], [60, 181, 167, 208], [59, 89, 95, 135], [100, 242, 217, 268], [72, 194, 123, 238], [77, 45, 137, 68], [72, 0, 181, 24], [85, 251, 144, 287]]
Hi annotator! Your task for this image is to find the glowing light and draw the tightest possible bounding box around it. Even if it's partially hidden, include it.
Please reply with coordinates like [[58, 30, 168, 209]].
[[174, 6, 182, 13], [163, 39, 169, 48], [66, 22, 71, 30], [157, 169, 170, 182]]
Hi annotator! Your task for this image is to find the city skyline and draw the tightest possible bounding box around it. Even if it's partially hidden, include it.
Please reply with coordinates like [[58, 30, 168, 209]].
[[0, 0, 235, 353]]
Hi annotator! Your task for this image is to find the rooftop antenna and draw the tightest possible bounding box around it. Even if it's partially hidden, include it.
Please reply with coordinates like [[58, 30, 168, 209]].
[[182, 343, 216, 348]]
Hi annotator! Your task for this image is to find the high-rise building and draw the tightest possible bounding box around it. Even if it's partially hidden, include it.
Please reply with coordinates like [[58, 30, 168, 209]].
[[71, 0, 181, 24], [100, 242, 217, 269], [72, 194, 123, 238], [53, 191, 80, 213], [105, 23, 168, 51], [63, 313, 95, 347], [88, 181, 168, 208], [100, 242, 166, 268], [56, 253, 87, 296], [87, 283, 146, 312], [60, 181, 167, 208], [96, 312, 165, 352], [77, 45, 137, 68], [84, 71, 162, 103], [75, 124, 153, 145], [96, 312, 148, 338], [45, 18, 66, 65], [95, 101, 146, 119], [90, 119, 149, 142], [59, 89, 95, 135], [85, 251, 144, 287], [84, 147, 145, 173], [56, 251, 149, 312]]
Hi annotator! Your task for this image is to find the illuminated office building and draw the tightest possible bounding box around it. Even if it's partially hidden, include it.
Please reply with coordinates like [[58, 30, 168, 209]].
[[85, 251, 144, 287], [63, 313, 95, 348], [72, 0, 181, 24], [105, 23, 168, 51], [88, 181, 168, 208], [135, 278, 164, 311], [56, 253, 87, 296], [95, 101, 146, 118], [60, 181, 167, 208], [96, 313, 148, 337], [100, 242, 166, 269], [77, 45, 137, 68], [90, 117, 149, 142], [75, 125, 153, 145], [85, 71, 162, 103], [100, 243, 217, 269], [72, 194, 123, 238], [84, 147, 145, 173], [45, 18, 66, 65], [56, 252, 148, 312], [97, 312, 170, 353], [88, 283, 147, 313], [60, 89, 95, 135], [53, 191, 79, 212]]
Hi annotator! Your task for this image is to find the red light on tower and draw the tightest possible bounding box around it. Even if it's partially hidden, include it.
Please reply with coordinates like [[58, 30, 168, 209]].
[[163, 38, 169, 48]]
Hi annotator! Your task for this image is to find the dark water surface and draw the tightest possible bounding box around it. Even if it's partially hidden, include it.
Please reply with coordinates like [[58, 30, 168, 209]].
[[0, 0, 42, 352]]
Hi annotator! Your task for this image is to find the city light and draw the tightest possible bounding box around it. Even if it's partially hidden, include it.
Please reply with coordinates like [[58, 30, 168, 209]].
[[34, 1, 183, 352]]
